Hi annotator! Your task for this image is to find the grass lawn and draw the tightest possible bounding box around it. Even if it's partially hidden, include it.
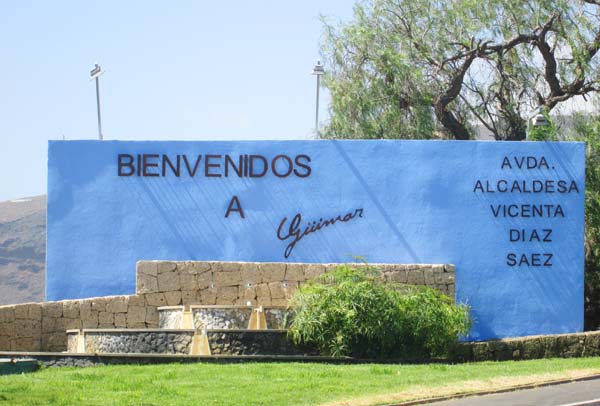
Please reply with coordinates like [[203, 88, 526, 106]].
[[2, 358, 600, 405]]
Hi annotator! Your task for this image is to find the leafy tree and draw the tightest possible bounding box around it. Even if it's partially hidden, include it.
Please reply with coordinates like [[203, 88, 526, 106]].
[[574, 115, 600, 329], [320, 0, 600, 140]]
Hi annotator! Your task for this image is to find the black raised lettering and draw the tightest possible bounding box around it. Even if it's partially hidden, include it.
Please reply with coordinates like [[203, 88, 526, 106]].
[[272, 155, 293, 178], [143, 154, 159, 177], [225, 196, 245, 219], [293, 154, 312, 178], [249, 155, 268, 177], [224, 155, 243, 177], [118, 154, 135, 176]]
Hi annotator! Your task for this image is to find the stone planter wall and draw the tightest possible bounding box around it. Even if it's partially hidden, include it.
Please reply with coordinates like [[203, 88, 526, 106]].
[[158, 306, 184, 329], [0, 262, 454, 352], [67, 329, 194, 355], [192, 306, 253, 330], [206, 330, 318, 356], [453, 331, 600, 362]]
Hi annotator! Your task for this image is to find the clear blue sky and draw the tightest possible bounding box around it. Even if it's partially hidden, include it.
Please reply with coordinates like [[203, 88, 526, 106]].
[[0, 1, 354, 201]]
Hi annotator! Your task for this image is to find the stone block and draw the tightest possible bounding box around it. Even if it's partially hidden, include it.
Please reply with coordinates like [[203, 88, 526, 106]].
[[144, 293, 167, 307], [42, 333, 67, 352], [0, 307, 15, 323], [14, 304, 31, 319], [268, 282, 286, 299], [472, 343, 493, 362], [91, 298, 108, 312], [304, 264, 327, 280], [157, 261, 177, 274], [98, 312, 114, 327], [127, 306, 146, 325], [585, 333, 600, 355], [220, 262, 241, 273], [63, 318, 81, 330], [42, 317, 63, 334], [128, 295, 146, 307], [240, 264, 260, 284], [200, 288, 217, 305], [521, 338, 545, 360], [42, 302, 63, 318], [407, 270, 425, 285], [63, 301, 80, 319], [255, 296, 272, 306], [80, 308, 99, 328], [285, 264, 305, 281], [423, 268, 435, 285], [0, 322, 15, 337], [13, 337, 35, 351], [256, 283, 271, 299], [0, 336, 10, 350], [214, 271, 242, 287], [541, 336, 559, 358], [28, 305, 42, 320], [435, 272, 455, 284], [216, 286, 238, 302], [177, 261, 194, 274], [240, 286, 257, 302], [259, 263, 286, 283], [283, 281, 299, 299], [114, 313, 127, 328], [191, 262, 211, 274], [385, 270, 408, 284], [181, 290, 200, 305], [137, 261, 158, 276], [164, 291, 182, 306], [106, 296, 129, 313], [449, 343, 473, 362], [558, 335, 584, 357], [145, 307, 159, 325], [179, 273, 197, 290], [196, 271, 214, 290], [137, 273, 159, 294], [271, 299, 289, 306], [448, 284, 456, 299], [15, 319, 35, 337], [78, 300, 90, 313], [158, 272, 181, 292]]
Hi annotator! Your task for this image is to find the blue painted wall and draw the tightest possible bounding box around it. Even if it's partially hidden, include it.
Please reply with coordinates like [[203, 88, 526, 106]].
[[46, 140, 585, 340]]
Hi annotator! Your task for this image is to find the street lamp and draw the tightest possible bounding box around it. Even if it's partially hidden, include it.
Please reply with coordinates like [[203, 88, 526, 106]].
[[311, 60, 325, 138], [90, 63, 104, 140], [526, 108, 550, 140]]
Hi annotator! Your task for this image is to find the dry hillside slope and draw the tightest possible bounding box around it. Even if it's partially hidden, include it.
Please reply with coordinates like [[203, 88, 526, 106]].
[[0, 195, 45, 305]]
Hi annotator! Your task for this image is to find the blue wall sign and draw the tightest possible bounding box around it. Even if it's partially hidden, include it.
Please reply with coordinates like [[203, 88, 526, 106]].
[[46, 140, 585, 340]]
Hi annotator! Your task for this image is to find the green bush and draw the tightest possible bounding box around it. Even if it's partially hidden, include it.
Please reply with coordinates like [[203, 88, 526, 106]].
[[287, 265, 471, 359]]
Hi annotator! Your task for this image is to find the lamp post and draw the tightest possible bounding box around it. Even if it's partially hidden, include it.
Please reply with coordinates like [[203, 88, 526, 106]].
[[90, 63, 104, 140], [311, 60, 325, 138], [526, 108, 550, 140]]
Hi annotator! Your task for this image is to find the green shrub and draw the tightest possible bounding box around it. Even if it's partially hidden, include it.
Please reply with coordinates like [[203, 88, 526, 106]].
[[287, 265, 471, 359]]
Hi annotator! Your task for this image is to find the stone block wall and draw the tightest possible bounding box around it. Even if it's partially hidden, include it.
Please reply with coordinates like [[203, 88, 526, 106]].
[[0, 262, 454, 352], [136, 262, 455, 308], [453, 331, 600, 362]]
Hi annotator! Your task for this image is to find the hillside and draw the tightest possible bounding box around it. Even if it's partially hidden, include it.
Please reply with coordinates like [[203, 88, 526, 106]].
[[0, 195, 45, 305]]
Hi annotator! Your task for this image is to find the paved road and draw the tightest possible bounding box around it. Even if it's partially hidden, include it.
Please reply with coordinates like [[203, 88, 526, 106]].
[[426, 378, 600, 406]]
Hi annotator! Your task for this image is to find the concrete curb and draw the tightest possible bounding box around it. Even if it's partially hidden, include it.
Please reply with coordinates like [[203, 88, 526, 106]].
[[389, 373, 600, 405], [0, 351, 358, 366]]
